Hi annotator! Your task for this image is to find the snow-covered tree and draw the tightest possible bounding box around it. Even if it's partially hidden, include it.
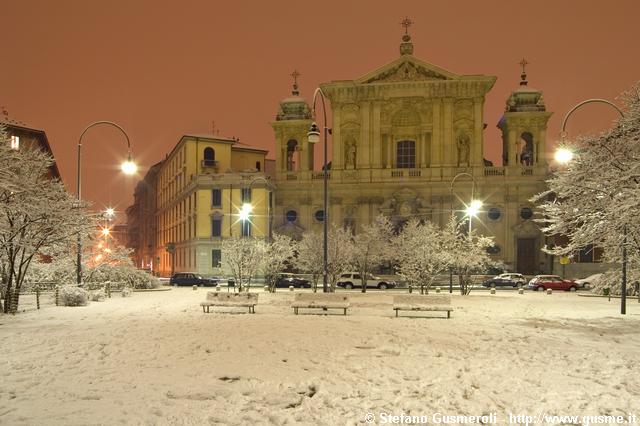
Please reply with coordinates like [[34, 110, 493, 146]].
[[533, 83, 640, 292], [0, 126, 93, 313], [221, 236, 266, 292], [326, 224, 355, 291], [351, 215, 394, 292], [393, 219, 449, 294], [262, 234, 295, 292], [296, 225, 354, 292], [441, 215, 494, 295], [294, 231, 324, 292]]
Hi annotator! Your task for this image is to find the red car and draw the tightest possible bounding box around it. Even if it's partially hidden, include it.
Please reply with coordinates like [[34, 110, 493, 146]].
[[527, 275, 578, 292]]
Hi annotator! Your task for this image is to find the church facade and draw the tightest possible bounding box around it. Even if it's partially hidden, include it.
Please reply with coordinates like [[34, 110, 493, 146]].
[[271, 31, 553, 275]]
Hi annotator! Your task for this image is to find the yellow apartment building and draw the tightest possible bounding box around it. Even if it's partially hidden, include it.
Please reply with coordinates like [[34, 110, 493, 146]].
[[155, 134, 271, 277]]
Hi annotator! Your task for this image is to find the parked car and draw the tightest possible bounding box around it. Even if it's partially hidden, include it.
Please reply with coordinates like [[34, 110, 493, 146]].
[[575, 273, 603, 290], [336, 273, 397, 290], [169, 273, 219, 287], [482, 273, 526, 288], [273, 273, 311, 288], [527, 275, 578, 292]]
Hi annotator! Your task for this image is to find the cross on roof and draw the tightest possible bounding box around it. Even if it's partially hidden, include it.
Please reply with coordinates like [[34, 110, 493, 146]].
[[519, 58, 529, 74], [290, 69, 300, 86], [400, 16, 413, 34]]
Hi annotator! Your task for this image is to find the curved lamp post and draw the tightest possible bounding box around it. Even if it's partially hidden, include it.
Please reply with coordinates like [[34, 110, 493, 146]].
[[555, 99, 627, 314], [76, 120, 137, 285], [307, 88, 330, 293], [449, 172, 482, 293]]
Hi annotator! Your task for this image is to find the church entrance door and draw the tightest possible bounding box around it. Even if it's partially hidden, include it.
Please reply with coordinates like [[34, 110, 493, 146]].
[[516, 238, 536, 275]]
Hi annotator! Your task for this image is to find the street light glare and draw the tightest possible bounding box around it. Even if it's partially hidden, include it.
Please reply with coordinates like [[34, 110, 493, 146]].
[[466, 200, 483, 217], [239, 203, 253, 221], [105, 207, 115, 217], [554, 148, 574, 164], [101, 228, 110, 236], [121, 160, 138, 175]]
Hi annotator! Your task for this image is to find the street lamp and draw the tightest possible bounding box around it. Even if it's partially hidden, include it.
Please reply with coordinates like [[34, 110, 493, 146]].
[[240, 176, 274, 241], [76, 120, 137, 285], [557, 98, 627, 314], [449, 172, 482, 293], [308, 88, 330, 293]]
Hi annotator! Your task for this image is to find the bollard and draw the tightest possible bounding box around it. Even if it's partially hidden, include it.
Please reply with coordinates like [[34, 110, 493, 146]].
[[546, 288, 552, 295], [490, 288, 496, 295], [408, 285, 413, 294], [518, 288, 524, 295], [106, 281, 112, 298], [289, 286, 294, 292], [435, 287, 441, 293], [55, 285, 59, 306], [192, 285, 198, 291], [35, 285, 41, 310], [215, 285, 220, 292], [264, 285, 269, 292]]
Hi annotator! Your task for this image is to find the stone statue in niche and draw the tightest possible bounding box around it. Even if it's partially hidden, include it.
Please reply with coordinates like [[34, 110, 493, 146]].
[[286, 148, 294, 171], [457, 132, 470, 166], [345, 137, 357, 169]]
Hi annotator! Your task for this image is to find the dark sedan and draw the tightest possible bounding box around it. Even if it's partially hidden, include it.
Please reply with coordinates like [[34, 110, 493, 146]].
[[482, 273, 526, 288], [274, 273, 311, 288], [169, 273, 219, 287]]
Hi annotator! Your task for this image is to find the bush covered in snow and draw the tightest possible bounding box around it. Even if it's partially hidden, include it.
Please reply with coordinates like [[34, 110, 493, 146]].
[[90, 289, 106, 302], [84, 264, 160, 290], [590, 270, 640, 296], [58, 285, 89, 307]]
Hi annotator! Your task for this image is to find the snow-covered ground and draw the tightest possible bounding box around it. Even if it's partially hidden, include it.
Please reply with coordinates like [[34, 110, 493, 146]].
[[1, 289, 639, 425]]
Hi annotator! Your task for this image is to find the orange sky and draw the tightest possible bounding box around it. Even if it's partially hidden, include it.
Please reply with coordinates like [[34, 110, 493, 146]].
[[2, 0, 639, 217]]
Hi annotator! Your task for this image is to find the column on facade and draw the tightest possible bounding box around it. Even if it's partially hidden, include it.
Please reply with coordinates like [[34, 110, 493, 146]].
[[508, 128, 517, 166], [443, 98, 454, 167], [386, 134, 392, 168], [300, 128, 310, 172], [537, 127, 547, 166], [358, 102, 371, 169], [473, 97, 484, 166], [332, 107, 343, 170], [431, 99, 441, 166], [372, 103, 382, 168]]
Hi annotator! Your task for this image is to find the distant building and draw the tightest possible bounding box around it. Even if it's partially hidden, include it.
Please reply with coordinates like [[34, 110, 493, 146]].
[[1, 109, 61, 180], [153, 135, 271, 277], [127, 161, 163, 271]]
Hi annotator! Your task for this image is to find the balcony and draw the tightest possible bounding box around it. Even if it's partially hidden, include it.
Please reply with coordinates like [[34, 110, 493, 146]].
[[201, 159, 218, 168]]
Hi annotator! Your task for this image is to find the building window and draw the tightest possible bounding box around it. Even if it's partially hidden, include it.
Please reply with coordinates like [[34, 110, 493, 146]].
[[520, 207, 533, 220], [486, 244, 501, 254], [256, 161, 261, 171], [285, 210, 297, 223], [314, 210, 325, 222], [211, 216, 222, 237], [211, 189, 222, 207], [203, 147, 216, 166], [578, 245, 603, 263], [396, 140, 415, 169], [212, 249, 222, 268], [487, 208, 501, 221], [241, 220, 251, 237], [10, 136, 19, 150], [241, 188, 251, 203]]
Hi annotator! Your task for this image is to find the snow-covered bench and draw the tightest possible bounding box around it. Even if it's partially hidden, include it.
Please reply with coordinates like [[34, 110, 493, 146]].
[[200, 292, 258, 314], [291, 293, 350, 315], [393, 294, 453, 318]]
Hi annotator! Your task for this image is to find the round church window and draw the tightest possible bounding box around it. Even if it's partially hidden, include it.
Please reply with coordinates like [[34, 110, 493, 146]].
[[487, 208, 501, 221], [520, 207, 533, 220], [285, 210, 297, 223], [314, 210, 325, 222]]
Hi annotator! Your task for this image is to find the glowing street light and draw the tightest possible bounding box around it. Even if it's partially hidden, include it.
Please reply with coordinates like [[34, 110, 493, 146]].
[[105, 207, 115, 218], [238, 203, 253, 222], [466, 199, 483, 217], [121, 157, 138, 175], [554, 147, 574, 164], [101, 228, 111, 237]]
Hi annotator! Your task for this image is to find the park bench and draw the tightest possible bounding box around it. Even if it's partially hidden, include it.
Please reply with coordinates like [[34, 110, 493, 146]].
[[393, 294, 453, 318], [200, 292, 258, 314], [291, 293, 350, 315]]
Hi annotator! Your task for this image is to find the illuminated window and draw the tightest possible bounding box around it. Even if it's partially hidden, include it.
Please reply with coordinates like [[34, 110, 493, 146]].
[[10, 136, 19, 150], [396, 140, 415, 168]]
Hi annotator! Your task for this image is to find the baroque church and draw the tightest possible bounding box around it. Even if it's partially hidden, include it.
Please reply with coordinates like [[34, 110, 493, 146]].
[[271, 25, 552, 275]]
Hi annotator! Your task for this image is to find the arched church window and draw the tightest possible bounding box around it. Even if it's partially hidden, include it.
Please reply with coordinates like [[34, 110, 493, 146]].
[[520, 132, 534, 166], [396, 140, 415, 169], [203, 147, 216, 166], [286, 139, 298, 171]]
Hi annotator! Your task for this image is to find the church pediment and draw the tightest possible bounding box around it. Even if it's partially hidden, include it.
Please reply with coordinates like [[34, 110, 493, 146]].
[[355, 56, 458, 85]]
